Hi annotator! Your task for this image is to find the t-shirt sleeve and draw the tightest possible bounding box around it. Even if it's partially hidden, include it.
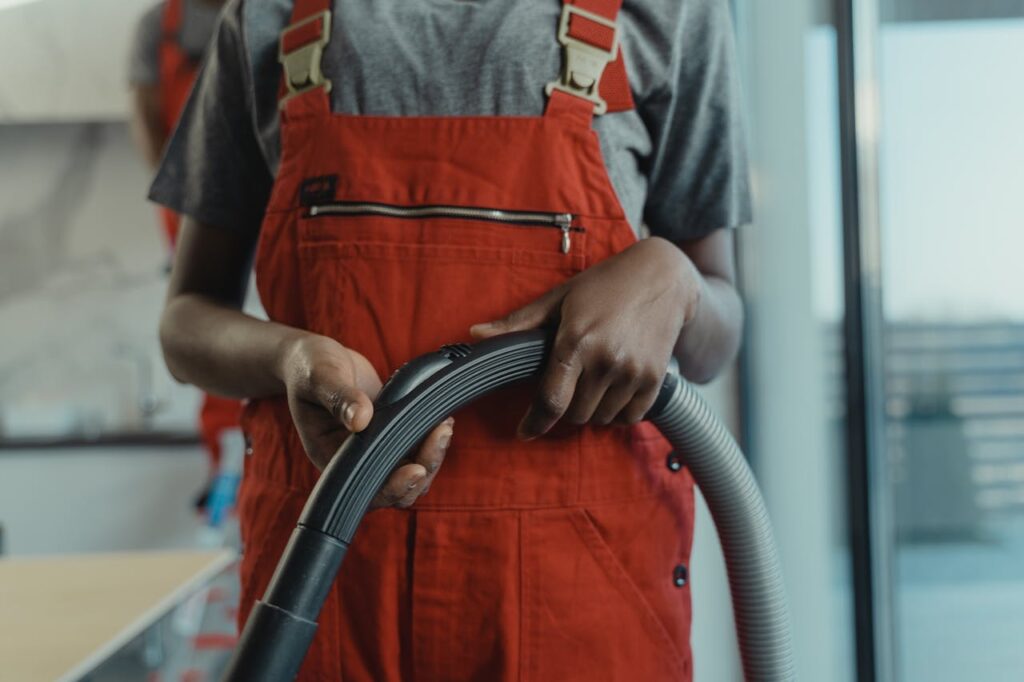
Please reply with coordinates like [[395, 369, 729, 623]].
[[128, 3, 164, 86], [640, 0, 752, 242], [148, 0, 273, 235]]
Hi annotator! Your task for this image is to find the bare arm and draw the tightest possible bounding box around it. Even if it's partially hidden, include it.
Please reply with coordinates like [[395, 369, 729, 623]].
[[672, 229, 744, 384], [129, 84, 168, 169], [159, 217, 304, 398]]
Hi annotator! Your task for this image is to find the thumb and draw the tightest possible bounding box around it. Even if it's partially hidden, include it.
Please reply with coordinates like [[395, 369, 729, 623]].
[[470, 287, 565, 339], [312, 377, 374, 432]]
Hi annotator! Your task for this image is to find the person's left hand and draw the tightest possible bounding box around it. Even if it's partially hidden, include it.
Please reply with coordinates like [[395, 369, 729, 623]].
[[470, 236, 702, 439]]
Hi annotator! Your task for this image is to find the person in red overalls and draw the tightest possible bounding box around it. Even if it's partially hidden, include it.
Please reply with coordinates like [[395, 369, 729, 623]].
[[129, 0, 242, 508], [153, 0, 750, 678]]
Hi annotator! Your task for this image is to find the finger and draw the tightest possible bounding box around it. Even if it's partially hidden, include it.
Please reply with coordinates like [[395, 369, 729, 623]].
[[369, 419, 454, 509], [404, 418, 455, 502], [593, 374, 643, 426], [372, 462, 428, 509], [518, 331, 583, 439], [413, 418, 454, 475], [312, 381, 374, 432], [618, 377, 663, 425], [470, 287, 564, 339], [564, 367, 614, 425]]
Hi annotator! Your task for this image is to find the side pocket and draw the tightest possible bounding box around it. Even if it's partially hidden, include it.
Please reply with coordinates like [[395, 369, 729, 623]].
[[522, 504, 691, 682], [571, 508, 690, 671]]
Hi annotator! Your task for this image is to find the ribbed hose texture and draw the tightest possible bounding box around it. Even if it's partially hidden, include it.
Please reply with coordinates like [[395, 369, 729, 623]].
[[651, 378, 796, 681]]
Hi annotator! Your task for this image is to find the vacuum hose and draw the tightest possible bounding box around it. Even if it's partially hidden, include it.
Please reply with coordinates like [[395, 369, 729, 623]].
[[223, 330, 794, 681]]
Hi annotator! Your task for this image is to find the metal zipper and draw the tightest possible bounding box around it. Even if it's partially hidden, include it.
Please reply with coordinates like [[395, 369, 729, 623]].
[[306, 202, 578, 254]]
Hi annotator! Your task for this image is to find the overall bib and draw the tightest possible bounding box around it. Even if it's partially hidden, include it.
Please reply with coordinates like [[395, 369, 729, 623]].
[[238, 1, 696, 679]]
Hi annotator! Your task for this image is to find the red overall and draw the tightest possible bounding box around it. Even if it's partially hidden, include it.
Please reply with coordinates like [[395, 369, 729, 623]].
[[238, 1, 695, 679], [158, 0, 243, 472]]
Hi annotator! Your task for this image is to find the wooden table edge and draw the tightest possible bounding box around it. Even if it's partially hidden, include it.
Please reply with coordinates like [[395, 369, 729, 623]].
[[52, 549, 238, 682]]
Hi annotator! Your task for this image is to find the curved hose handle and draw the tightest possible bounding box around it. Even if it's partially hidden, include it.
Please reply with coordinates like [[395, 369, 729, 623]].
[[303, 329, 679, 543], [223, 330, 794, 681]]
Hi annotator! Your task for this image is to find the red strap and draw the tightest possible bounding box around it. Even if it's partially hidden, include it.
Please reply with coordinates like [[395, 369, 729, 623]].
[[281, 15, 329, 53], [566, 0, 618, 51], [161, 0, 184, 37], [278, 0, 332, 112], [545, 89, 599, 129], [571, 0, 623, 16], [562, 0, 634, 114], [288, 0, 330, 25], [283, 0, 331, 52]]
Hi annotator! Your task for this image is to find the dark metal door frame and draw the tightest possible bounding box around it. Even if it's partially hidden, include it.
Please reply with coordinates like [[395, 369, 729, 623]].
[[834, 0, 897, 679]]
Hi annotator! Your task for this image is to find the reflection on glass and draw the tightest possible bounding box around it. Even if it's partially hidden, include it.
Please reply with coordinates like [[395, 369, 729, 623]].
[[877, 6, 1024, 680], [806, 20, 857, 682]]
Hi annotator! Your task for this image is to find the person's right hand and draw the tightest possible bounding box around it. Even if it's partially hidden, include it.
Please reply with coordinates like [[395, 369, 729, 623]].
[[279, 333, 453, 508]]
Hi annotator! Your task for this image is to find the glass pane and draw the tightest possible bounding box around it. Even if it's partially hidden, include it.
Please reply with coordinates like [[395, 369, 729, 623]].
[[732, 1, 856, 678], [876, 5, 1024, 680]]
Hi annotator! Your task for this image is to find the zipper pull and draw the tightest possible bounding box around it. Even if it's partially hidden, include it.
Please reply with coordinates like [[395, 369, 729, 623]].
[[556, 214, 573, 254]]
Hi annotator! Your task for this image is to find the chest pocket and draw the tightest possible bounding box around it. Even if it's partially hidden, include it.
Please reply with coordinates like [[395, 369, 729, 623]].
[[295, 201, 589, 378], [295, 204, 589, 465]]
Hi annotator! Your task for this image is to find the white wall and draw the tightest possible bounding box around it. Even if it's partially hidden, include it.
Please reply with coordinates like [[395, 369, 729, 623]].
[[0, 0, 153, 122], [0, 445, 207, 556], [0, 123, 200, 439]]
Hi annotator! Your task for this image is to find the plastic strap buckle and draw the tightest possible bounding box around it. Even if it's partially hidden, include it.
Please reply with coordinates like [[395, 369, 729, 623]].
[[544, 5, 619, 115], [279, 9, 332, 109]]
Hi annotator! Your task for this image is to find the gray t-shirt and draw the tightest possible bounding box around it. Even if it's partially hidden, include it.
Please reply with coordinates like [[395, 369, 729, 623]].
[[150, 0, 751, 242], [128, 0, 224, 86]]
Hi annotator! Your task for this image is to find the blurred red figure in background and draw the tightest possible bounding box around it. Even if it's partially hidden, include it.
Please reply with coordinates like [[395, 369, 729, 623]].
[[129, 0, 240, 507]]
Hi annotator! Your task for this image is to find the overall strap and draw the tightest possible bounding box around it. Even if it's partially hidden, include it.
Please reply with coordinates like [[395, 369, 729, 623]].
[[545, 0, 635, 123], [278, 0, 332, 113], [161, 0, 184, 41]]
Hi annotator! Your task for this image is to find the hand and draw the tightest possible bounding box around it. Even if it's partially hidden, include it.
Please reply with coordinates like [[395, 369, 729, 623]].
[[279, 334, 454, 508], [471, 237, 701, 439]]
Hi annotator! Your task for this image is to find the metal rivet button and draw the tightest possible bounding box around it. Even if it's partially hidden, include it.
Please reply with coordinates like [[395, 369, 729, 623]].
[[673, 564, 688, 588], [666, 452, 683, 472]]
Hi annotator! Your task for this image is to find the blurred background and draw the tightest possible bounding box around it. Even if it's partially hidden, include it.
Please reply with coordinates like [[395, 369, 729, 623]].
[[0, 0, 1022, 680]]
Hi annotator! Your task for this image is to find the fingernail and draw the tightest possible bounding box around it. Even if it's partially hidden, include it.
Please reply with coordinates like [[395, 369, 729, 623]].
[[445, 417, 455, 427], [343, 403, 357, 426], [438, 431, 452, 451]]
